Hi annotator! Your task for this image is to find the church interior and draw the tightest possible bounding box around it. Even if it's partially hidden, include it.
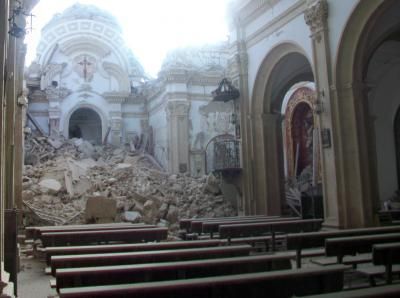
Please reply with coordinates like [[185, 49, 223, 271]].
[[1, 0, 400, 297]]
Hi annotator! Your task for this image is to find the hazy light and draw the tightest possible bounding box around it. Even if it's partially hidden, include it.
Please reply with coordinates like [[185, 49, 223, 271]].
[[25, 0, 231, 77]]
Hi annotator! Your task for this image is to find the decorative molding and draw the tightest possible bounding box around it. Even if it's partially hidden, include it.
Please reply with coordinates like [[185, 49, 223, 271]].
[[29, 110, 49, 117], [234, 0, 280, 27], [304, 0, 328, 42], [245, 0, 307, 48], [103, 91, 129, 103], [45, 86, 71, 101], [122, 112, 148, 118], [28, 90, 47, 102], [166, 101, 191, 117], [109, 111, 122, 118], [102, 61, 130, 92]]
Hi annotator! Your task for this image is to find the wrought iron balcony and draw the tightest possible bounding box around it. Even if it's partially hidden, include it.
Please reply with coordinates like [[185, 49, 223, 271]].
[[205, 134, 241, 174]]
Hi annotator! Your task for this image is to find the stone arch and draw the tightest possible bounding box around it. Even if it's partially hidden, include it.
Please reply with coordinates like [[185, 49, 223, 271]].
[[334, 0, 399, 227], [64, 103, 108, 143], [249, 42, 314, 216]]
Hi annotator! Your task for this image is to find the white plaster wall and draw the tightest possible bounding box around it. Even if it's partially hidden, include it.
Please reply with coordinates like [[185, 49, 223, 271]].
[[246, 13, 313, 100], [369, 65, 400, 202], [327, 0, 359, 67]]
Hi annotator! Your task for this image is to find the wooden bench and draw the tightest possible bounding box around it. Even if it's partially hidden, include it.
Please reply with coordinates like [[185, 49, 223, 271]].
[[287, 225, 400, 268], [58, 264, 349, 298], [41, 227, 168, 247], [32, 224, 153, 240], [190, 216, 284, 235], [303, 284, 400, 298], [44, 239, 222, 265], [25, 222, 133, 239], [54, 253, 293, 291], [220, 218, 323, 251], [378, 210, 400, 226], [50, 244, 252, 276], [200, 217, 300, 238], [325, 233, 400, 264], [358, 242, 400, 285], [179, 215, 278, 233]]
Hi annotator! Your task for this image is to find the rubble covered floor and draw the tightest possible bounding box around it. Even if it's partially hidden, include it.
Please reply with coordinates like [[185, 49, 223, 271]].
[[22, 136, 237, 234]]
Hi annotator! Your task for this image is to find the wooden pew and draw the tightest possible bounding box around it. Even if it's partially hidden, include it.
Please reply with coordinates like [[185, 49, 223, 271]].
[[358, 242, 400, 285], [220, 218, 323, 251], [25, 222, 133, 239], [41, 227, 168, 247], [179, 215, 278, 233], [325, 233, 400, 264], [54, 254, 293, 291], [378, 210, 400, 226], [190, 216, 284, 235], [303, 284, 400, 298], [58, 264, 349, 298], [44, 239, 222, 266], [34, 224, 155, 241], [286, 225, 400, 268], [200, 217, 300, 238], [50, 244, 252, 276]]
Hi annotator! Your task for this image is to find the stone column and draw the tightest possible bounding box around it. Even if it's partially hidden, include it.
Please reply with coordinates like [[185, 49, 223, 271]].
[[104, 93, 127, 146], [109, 112, 122, 146], [305, 0, 339, 227], [46, 90, 70, 136], [229, 18, 253, 215], [166, 101, 190, 174]]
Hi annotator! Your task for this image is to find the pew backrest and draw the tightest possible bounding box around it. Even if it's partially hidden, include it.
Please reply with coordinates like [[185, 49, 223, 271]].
[[50, 244, 252, 276], [58, 264, 349, 298], [219, 219, 323, 239], [55, 253, 293, 291], [45, 239, 222, 265], [325, 233, 400, 262], [41, 227, 168, 247]]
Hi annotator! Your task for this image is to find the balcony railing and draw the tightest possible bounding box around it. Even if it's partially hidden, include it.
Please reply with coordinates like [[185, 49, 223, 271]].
[[205, 134, 241, 174]]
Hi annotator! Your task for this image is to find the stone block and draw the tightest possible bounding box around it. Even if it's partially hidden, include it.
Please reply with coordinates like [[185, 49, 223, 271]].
[[85, 196, 116, 223]]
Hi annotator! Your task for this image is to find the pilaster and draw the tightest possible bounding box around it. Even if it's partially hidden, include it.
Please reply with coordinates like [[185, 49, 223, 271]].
[[229, 18, 253, 215], [305, 0, 339, 227], [166, 100, 190, 174]]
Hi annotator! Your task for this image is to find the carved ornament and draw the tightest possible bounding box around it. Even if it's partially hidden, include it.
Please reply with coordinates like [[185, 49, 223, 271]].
[[304, 0, 328, 41]]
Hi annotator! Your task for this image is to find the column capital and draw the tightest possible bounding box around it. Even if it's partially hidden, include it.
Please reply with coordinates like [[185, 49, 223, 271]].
[[166, 100, 190, 116], [304, 0, 328, 41]]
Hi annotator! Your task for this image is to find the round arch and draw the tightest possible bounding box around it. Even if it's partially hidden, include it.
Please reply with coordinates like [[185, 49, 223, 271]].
[[334, 0, 399, 227], [63, 103, 108, 143], [248, 42, 315, 216]]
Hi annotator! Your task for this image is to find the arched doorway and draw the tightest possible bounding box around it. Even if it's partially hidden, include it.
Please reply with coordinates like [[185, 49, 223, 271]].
[[251, 43, 315, 216], [335, 0, 400, 227], [68, 107, 102, 144]]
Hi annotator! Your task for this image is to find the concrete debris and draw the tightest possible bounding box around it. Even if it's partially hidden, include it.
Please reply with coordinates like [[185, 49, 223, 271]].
[[23, 135, 237, 233]]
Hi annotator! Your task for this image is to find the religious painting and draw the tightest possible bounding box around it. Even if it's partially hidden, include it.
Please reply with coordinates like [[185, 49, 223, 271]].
[[73, 54, 96, 82], [284, 87, 320, 183]]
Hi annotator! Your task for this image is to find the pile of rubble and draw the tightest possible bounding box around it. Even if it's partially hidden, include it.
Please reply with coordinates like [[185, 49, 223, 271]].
[[22, 136, 237, 233]]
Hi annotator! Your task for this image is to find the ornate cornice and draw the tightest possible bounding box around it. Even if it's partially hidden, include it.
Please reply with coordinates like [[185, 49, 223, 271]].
[[103, 91, 129, 103], [28, 90, 47, 102], [304, 0, 328, 41], [45, 86, 71, 101]]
